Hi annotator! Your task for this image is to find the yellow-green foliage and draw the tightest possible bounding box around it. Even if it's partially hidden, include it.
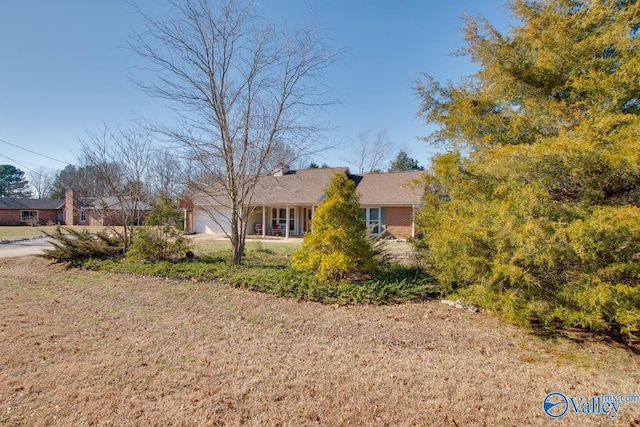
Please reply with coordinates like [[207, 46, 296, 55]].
[[414, 0, 640, 343], [292, 173, 375, 281]]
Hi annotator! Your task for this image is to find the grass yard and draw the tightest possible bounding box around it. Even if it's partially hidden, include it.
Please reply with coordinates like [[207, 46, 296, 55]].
[[189, 234, 302, 255], [1, 256, 639, 426]]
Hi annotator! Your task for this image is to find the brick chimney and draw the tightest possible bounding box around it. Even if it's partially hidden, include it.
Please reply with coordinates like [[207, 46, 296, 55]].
[[65, 189, 75, 225]]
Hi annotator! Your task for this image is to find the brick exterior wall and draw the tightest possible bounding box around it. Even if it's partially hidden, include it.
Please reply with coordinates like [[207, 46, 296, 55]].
[[384, 207, 413, 239], [0, 209, 20, 225], [0, 209, 60, 226]]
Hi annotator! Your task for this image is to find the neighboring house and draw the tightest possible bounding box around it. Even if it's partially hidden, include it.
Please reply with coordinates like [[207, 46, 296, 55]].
[[0, 198, 65, 226], [0, 190, 151, 226], [64, 190, 152, 227], [184, 167, 424, 239]]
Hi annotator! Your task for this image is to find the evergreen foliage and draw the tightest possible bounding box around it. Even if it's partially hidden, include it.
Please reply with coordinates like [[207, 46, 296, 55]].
[[0, 165, 31, 198], [292, 173, 376, 281], [126, 196, 191, 262], [88, 249, 437, 305], [414, 0, 640, 342], [388, 151, 424, 172], [41, 227, 124, 263], [143, 195, 184, 230]]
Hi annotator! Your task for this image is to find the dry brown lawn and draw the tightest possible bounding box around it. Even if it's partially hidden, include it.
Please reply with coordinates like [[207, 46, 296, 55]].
[[1, 256, 639, 426]]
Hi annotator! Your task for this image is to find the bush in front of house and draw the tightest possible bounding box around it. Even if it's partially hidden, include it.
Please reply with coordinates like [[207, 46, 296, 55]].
[[41, 226, 124, 263], [291, 173, 376, 281], [86, 251, 438, 305], [126, 196, 191, 262]]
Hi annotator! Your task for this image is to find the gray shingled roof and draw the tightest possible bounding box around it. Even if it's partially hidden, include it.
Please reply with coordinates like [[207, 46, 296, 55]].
[[191, 168, 424, 207], [0, 198, 65, 210], [80, 197, 152, 211], [352, 171, 424, 205], [250, 167, 349, 206]]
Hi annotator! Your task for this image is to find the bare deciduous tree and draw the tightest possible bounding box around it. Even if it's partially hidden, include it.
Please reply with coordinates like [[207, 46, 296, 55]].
[[147, 149, 186, 203], [130, 0, 342, 264], [350, 129, 394, 174], [79, 124, 153, 252], [28, 166, 55, 199]]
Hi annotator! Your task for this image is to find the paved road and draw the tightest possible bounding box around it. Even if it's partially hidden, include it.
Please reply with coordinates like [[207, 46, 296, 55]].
[[0, 237, 54, 258]]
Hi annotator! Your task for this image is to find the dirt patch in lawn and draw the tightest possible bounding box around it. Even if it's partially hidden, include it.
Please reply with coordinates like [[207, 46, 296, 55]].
[[1, 256, 639, 426]]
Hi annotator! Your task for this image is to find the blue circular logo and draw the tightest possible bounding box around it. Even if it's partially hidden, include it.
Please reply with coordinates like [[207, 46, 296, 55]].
[[543, 392, 569, 418]]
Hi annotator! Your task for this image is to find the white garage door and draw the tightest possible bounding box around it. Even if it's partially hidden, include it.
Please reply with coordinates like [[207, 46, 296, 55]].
[[193, 208, 231, 234]]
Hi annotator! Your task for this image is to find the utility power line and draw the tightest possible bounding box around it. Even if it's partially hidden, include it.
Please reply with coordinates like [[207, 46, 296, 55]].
[[0, 138, 69, 165], [0, 153, 38, 173]]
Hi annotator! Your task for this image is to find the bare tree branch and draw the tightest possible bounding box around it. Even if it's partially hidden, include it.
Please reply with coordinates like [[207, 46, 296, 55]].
[[28, 166, 56, 199], [79, 123, 154, 252], [350, 129, 395, 174], [129, 0, 343, 264]]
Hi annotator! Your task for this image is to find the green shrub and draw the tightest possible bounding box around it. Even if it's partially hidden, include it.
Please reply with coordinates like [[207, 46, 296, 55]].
[[144, 195, 185, 230], [416, 156, 640, 343], [126, 226, 192, 262], [126, 197, 192, 262], [41, 227, 125, 263], [84, 249, 438, 305], [292, 173, 375, 281]]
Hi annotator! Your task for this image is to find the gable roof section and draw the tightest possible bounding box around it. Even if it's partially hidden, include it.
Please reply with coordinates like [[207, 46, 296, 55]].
[[190, 168, 424, 207], [352, 171, 424, 205], [79, 197, 152, 211], [250, 167, 348, 206], [0, 198, 65, 210]]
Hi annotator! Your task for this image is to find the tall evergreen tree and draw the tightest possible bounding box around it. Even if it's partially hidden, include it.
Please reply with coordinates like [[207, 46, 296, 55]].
[[292, 173, 375, 281], [0, 165, 31, 198], [414, 0, 640, 342], [388, 151, 424, 172]]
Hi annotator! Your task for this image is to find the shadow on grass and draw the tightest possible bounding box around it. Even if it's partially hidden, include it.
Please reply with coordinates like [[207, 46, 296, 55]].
[[526, 317, 640, 354]]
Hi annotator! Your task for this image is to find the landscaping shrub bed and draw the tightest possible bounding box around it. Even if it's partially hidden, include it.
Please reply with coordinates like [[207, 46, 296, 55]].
[[83, 250, 439, 305]]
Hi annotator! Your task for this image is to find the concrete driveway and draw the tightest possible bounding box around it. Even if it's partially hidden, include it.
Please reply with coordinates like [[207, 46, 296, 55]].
[[0, 237, 54, 258]]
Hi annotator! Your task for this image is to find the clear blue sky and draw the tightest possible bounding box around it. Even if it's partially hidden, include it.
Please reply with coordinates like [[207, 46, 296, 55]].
[[0, 0, 511, 175]]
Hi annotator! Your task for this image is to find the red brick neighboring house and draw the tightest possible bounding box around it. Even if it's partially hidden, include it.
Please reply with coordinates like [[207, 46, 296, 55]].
[[0, 198, 64, 226], [64, 190, 151, 227], [0, 191, 151, 227], [184, 168, 424, 239]]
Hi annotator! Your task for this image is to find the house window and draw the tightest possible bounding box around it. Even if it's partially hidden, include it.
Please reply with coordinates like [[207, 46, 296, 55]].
[[361, 207, 381, 235], [80, 209, 86, 223], [272, 207, 295, 231], [20, 210, 39, 223]]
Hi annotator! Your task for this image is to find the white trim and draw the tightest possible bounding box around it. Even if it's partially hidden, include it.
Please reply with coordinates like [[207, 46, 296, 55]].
[[20, 210, 39, 223], [362, 207, 381, 235], [271, 207, 296, 235]]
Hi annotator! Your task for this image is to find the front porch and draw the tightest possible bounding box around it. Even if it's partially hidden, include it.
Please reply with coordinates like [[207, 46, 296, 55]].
[[248, 206, 315, 238]]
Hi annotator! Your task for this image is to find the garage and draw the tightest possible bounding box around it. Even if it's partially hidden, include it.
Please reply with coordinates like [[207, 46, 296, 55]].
[[193, 208, 231, 234]]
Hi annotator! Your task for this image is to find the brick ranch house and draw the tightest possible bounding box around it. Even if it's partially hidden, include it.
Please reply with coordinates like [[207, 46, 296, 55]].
[[0, 190, 151, 226], [183, 167, 424, 239]]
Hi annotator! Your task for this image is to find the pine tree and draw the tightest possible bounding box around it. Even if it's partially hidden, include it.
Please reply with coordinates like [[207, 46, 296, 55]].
[[0, 165, 31, 198], [414, 0, 640, 342], [388, 151, 424, 172], [292, 173, 375, 281]]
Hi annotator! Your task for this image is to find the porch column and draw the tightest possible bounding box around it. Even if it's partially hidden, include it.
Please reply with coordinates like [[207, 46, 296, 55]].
[[285, 207, 290, 239], [411, 204, 416, 238], [261, 206, 266, 237], [311, 205, 315, 233]]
